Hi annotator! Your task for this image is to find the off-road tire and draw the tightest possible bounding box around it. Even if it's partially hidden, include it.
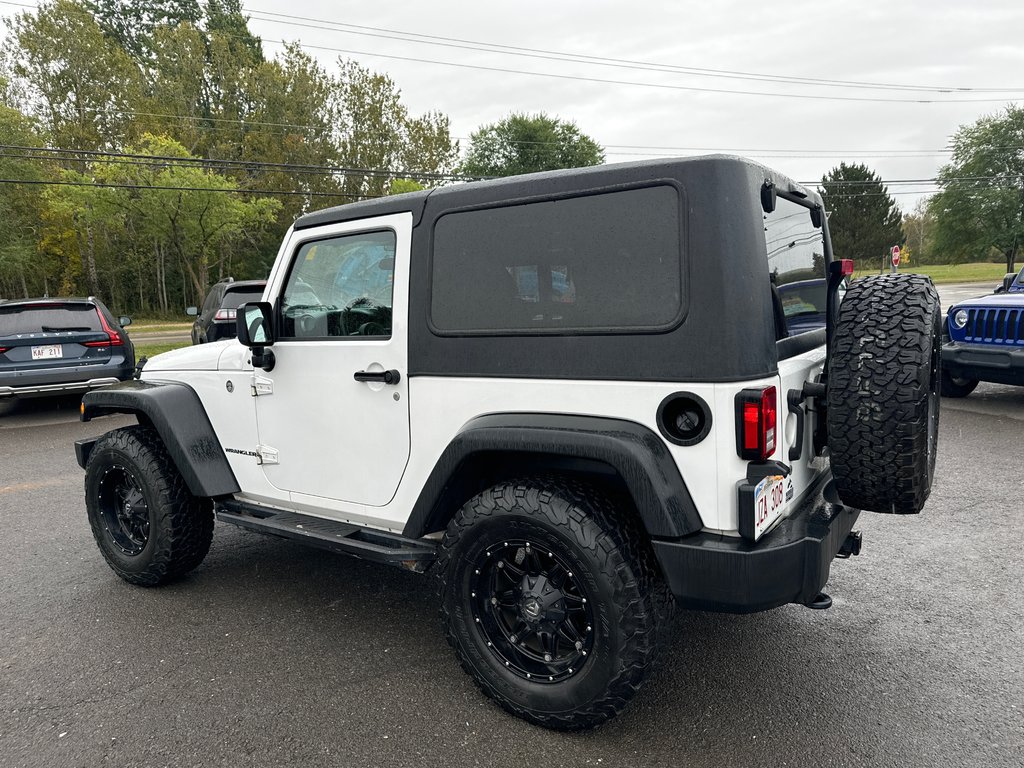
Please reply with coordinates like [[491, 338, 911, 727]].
[[436, 478, 671, 730], [85, 425, 214, 586], [940, 370, 978, 398], [827, 274, 941, 514]]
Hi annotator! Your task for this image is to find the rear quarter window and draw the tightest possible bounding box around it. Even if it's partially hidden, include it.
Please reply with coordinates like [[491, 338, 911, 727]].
[[764, 197, 827, 336], [430, 184, 685, 334]]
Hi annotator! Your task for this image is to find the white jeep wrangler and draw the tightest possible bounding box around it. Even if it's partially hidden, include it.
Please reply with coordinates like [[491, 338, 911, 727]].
[[76, 156, 942, 729]]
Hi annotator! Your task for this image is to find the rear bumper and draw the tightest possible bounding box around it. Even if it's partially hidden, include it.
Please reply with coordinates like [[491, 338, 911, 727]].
[[942, 342, 1024, 386], [652, 477, 860, 613], [0, 376, 122, 398]]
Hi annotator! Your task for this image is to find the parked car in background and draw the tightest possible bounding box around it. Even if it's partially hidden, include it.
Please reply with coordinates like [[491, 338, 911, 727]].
[[994, 266, 1024, 294], [942, 290, 1024, 397], [0, 297, 133, 400], [188, 279, 267, 344]]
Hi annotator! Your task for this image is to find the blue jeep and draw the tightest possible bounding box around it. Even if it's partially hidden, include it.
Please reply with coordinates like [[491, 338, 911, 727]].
[[942, 283, 1024, 397]]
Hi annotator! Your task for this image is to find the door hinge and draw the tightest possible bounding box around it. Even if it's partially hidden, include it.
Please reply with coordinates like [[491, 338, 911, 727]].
[[251, 374, 273, 396], [257, 445, 279, 465]]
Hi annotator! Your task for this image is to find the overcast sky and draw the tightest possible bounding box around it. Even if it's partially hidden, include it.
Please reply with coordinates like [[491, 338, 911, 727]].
[[240, 0, 1024, 213]]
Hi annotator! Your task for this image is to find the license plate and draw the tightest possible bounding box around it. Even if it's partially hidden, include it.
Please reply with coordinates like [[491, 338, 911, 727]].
[[31, 344, 63, 361], [752, 474, 788, 540]]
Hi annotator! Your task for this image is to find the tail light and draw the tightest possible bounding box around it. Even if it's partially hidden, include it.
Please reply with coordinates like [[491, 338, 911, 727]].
[[735, 386, 777, 461], [0, 347, 8, 354], [214, 308, 237, 321], [84, 311, 124, 347]]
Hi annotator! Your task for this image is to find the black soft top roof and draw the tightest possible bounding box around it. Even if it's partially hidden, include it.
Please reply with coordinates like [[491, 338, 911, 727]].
[[293, 155, 821, 231]]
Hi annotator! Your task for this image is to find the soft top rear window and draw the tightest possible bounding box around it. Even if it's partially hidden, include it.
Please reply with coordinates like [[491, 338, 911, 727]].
[[430, 184, 684, 335], [0, 304, 102, 335]]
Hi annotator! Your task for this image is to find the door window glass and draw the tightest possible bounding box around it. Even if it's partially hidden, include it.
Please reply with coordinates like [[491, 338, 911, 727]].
[[280, 230, 396, 339]]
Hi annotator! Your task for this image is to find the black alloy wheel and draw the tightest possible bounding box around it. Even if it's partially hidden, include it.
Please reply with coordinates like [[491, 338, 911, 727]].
[[437, 478, 671, 730], [95, 464, 150, 556], [470, 539, 595, 683], [85, 426, 214, 586]]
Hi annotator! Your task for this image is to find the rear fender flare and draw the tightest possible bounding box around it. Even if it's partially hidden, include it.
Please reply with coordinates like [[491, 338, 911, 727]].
[[403, 413, 702, 539]]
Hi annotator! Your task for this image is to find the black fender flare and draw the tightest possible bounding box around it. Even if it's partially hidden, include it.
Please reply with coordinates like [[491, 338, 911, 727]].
[[402, 413, 702, 540], [76, 380, 241, 498]]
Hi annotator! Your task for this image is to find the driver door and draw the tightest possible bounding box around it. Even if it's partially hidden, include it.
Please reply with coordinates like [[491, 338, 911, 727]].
[[253, 213, 411, 508]]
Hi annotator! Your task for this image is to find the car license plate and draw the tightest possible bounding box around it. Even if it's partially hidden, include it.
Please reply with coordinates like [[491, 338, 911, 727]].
[[753, 474, 787, 540], [31, 344, 63, 361]]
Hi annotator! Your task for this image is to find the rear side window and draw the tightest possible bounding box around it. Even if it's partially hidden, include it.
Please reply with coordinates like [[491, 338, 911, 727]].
[[764, 197, 827, 336], [0, 304, 102, 335], [430, 185, 684, 334]]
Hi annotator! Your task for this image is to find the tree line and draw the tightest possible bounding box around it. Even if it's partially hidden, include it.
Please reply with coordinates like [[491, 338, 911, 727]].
[[3, 0, 1019, 312], [0, 0, 463, 312], [821, 106, 1024, 275]]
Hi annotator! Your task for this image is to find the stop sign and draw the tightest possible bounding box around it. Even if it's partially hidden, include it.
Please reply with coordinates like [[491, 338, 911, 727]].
[[891, 245, 901, 267]]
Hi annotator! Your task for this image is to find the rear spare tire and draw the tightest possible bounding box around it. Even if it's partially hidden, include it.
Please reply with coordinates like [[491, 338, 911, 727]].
[[827, 274, 941, 514]]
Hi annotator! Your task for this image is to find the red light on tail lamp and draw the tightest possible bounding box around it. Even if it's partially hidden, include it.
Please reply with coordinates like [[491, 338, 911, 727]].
[[96, 311, 124, 346], [735, 386, 777, 461]]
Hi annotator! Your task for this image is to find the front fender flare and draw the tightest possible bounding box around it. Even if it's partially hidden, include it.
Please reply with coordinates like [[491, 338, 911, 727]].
[[77, 380, 240, 498]]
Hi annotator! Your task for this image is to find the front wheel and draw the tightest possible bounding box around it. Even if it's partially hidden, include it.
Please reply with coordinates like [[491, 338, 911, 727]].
[[437, 479, 670, 730], [85, 425, 213, 586]]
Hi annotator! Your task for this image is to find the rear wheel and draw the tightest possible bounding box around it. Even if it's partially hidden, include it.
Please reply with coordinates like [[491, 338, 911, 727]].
[[827, 274, 942, 514], [437, 478, 670, 730], [940, 370, 978, 398], [85, 425, 213, 586]]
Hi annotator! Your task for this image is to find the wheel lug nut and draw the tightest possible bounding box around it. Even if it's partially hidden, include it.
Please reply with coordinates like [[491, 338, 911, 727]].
[[510, 634, 517, 642], [491, 597, 497, 605], [575, 641, 582, 650], [544, 653, 552, 662]]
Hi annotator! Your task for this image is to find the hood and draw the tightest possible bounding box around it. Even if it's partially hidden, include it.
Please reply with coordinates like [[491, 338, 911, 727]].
[[141, 340, 231, 372], [949, 293, 1024, 311]]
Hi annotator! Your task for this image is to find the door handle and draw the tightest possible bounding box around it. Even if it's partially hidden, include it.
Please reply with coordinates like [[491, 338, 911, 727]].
[[353, 369, 401, 385]]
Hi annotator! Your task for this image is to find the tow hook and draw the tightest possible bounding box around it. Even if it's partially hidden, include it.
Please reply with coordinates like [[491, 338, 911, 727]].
[[836, 530, 863, 559]]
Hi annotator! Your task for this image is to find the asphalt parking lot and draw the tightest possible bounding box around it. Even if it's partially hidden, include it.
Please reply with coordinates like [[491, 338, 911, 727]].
[[1, 381, 1022, 768]]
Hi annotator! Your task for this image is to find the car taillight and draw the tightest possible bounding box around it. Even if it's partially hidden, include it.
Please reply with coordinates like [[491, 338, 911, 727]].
[[0, 347, 8, 354], [735, 386, 777, 461], [214, 308, 237, 321], [86, 310, 124, 347]]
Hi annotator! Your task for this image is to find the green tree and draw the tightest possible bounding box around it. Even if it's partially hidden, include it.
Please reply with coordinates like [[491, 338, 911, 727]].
[[0, 104, 51, 298], [819, 163, 902, 269], [929, 105, 1024, 273], [84, 0, 201, 70], [10, 0, 144, 150], [460, 112, 604, 178]]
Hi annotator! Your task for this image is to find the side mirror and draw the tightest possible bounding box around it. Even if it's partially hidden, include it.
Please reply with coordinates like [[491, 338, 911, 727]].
[[1001, 272, 1016, 293], [237, 302, 276, 371], [237, 302, 275, 347], [186, 306, 198, 316], [118, 315, 132, 328]]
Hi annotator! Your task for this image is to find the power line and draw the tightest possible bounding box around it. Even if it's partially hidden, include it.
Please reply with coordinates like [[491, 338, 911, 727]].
[[244, 7, 1024, 95], [0, 176, 373, 199], [254, 36, 1020, 105], [6, 0, 1022, 97], [0, 144, 476, 181]]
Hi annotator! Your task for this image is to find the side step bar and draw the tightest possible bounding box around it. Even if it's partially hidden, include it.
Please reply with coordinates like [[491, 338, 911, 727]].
[[216, 500, 437, 573]]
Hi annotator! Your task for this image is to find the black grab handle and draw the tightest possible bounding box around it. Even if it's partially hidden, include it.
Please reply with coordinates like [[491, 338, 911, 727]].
[[353, 369, 401, 385]]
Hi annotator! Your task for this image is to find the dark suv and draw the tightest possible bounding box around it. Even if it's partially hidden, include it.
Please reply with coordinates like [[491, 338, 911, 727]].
[[0, 297, 134, 400], [188, 279, 267, 344]]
